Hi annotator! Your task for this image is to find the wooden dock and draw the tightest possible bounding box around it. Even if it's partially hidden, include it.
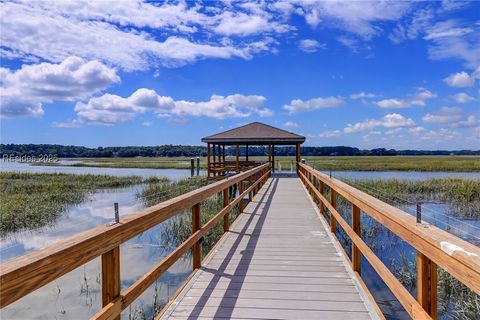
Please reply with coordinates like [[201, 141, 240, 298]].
[[160, 176, 379, 319], [2, 163, 479, 320]]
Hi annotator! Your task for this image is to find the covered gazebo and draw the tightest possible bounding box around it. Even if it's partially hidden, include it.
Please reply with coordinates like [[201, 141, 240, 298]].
[[201, 122, 305, 178]]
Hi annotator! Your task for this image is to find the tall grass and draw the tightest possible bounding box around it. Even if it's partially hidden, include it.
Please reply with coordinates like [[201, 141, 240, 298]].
[[0, 172, 142, 236]]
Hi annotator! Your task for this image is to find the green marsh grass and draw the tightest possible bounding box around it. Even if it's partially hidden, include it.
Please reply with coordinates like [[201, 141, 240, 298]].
[[0, 172, 142, 236]]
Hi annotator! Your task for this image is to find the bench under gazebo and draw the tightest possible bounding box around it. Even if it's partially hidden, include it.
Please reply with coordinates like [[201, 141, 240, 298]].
[[201, 122, 305, 178]]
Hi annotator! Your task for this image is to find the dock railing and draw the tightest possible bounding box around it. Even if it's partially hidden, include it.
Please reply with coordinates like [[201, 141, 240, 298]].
[[0, 163, 271, 319], [297, 162, 480, 320]]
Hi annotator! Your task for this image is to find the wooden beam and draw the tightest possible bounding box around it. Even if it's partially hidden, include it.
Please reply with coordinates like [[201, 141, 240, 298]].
[[192, 203, 201, 269], [239, 180, 244, 213], [207, 143, 210, 178], [222, 145, 225, 162], [223, 189, 229, 233], [330, 189, 337, 234], [296, 143, 301, 162], [417, 253, 438, 319], [272, 145, 275, 172], [101, 246, 120, 320], [246, 145, 249, 161], [319, 181, 325, 214], [352, 205, 361, 273], [217, 144, 221, 163]]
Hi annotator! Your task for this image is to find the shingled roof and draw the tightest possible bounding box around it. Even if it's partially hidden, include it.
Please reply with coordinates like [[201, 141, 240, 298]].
[[201, 122, 305, 145]]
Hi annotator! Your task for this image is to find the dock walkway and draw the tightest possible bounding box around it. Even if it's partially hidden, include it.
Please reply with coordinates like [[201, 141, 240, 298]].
[[161, 176, 379, 319]]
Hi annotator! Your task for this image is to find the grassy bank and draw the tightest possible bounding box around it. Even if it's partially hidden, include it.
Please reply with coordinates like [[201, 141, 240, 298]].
[[0, 172, 142, 236], [34, 155, 480, 172], [343, 178, 480, 218]]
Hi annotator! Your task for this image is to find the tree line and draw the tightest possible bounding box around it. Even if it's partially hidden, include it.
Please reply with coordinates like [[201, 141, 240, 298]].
[[1, 144, 479, 158]]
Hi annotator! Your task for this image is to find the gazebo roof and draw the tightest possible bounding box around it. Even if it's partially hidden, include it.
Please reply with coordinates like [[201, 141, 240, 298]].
[[201, 122, 305, 145]]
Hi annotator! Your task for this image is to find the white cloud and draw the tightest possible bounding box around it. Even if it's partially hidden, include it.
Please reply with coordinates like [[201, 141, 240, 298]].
[[298, 39, 325, 53], [294, 1, 412, 39], [0, 1, 278, 71], [375, 99, 408, 109], [214, 11, 290, 36], [344, 113, 415, 133], [283, 96, 344, 114], [422, 106, 479, 128], [57, 89, 272, 126], [284, 121, 299, 128], [453, 92, 475, 104], [409, 126, 460, 141], [350, 92, 376, 100], [375, 87, 436, 108], [0, 57, 119, 118], [444, 71, 476, 87], [319, 130, 342, 138]]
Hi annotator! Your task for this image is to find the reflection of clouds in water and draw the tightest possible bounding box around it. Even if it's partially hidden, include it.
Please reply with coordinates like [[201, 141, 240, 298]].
[[2, 226, 192, 319]]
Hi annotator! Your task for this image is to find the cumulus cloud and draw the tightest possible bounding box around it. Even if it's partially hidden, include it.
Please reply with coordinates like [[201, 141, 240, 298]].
[[298, 39, 325, 53], [375, 87, 436, 108], [0, 1, 278, 71], [283, 96, 344, 114], [56, 89, 272, 126], [444, 71, 476, 87], [453, 92, 475, 104], [409, 126, 460, 141], [422, 107, 479, 128], [0, 57, 119, 118], [350, 92, 376, 100], [344, 113, 416, 133], [284, 121, 299, 128]]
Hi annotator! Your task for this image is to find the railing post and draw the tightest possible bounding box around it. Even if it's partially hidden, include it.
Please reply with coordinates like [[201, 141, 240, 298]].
[[239, 180, 244, 212], [417, 253, 438, 319], [352, 204, 361, 273], [223, 189, 230, 232], [330, 189, 337, 234], [248, 175, 253, 202], [192, 203, 201, 269], [319, 181, 324, 214], [101, 246, 120, 320]]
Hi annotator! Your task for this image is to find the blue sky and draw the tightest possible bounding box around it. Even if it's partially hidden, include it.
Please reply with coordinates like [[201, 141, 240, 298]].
[[1, 1, 479, 149]]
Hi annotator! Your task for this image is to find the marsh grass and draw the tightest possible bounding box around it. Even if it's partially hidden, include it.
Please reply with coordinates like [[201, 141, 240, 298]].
[[343, 178, 480, 218], [0, 172, 142, 236], [35, 155, 480, 171]]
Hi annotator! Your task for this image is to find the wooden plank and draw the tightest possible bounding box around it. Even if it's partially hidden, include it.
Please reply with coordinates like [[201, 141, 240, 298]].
[[160, 177, 377, 320], [330, 188, 337, 233], [298, 163, 480, 295], [299, 170, 431, 319], [417, 253, 438, 319], [352, 204, 361, 273], [101, 246, 120, 320], [192, 204, 201, 270], [0, 163, 269, 308], [223, 188, 229, 232]]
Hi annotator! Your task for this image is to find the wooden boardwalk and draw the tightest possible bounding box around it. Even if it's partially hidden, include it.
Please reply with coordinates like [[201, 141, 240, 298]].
[[161, 176, 379, 320]]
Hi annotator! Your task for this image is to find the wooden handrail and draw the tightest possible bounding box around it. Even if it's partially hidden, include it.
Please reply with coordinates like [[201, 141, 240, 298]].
[[297, 163, 480, 319], [0, 163, 271, 313]]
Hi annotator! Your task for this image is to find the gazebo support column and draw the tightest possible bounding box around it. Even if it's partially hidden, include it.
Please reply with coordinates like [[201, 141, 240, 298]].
[[272, 145, 275, 173], [236, 144, 240, 173], [296, 143, 301, 162], [207, 143, 211, 178], [222, 145, 225, 163], [246, 145, 249, 162]]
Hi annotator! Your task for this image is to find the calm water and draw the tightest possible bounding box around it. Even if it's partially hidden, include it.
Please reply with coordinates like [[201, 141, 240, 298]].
[[1, 161, 479, 319]]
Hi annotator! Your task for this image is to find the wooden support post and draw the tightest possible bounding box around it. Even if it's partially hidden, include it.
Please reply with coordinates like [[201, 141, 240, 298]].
[[330, 189, 337, 234], [352, 204, 361, 273], [223, 189, 229, 232], [101, 246, 120, 318], [207, 143, 210, 178], [222, 145, 225, 162], [192, 204, 201, 269], [246, 145, 249, 161], [272, 145, 275, 173], [296, 143, 301, 162], [319, 181, 325, 213], [212, 144, 216, 177], [236, 144, 240, 173], [217, 144, 221, 163], [239, 181, 244, 212], [417, 253, 438, 319]]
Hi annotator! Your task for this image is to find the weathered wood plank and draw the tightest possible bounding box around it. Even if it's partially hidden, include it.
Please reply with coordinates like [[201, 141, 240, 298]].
[[160, 177, 377, 320]]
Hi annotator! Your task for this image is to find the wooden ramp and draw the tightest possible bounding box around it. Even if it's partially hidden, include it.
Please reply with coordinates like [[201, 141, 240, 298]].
[[161, 176, 379, 320]]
